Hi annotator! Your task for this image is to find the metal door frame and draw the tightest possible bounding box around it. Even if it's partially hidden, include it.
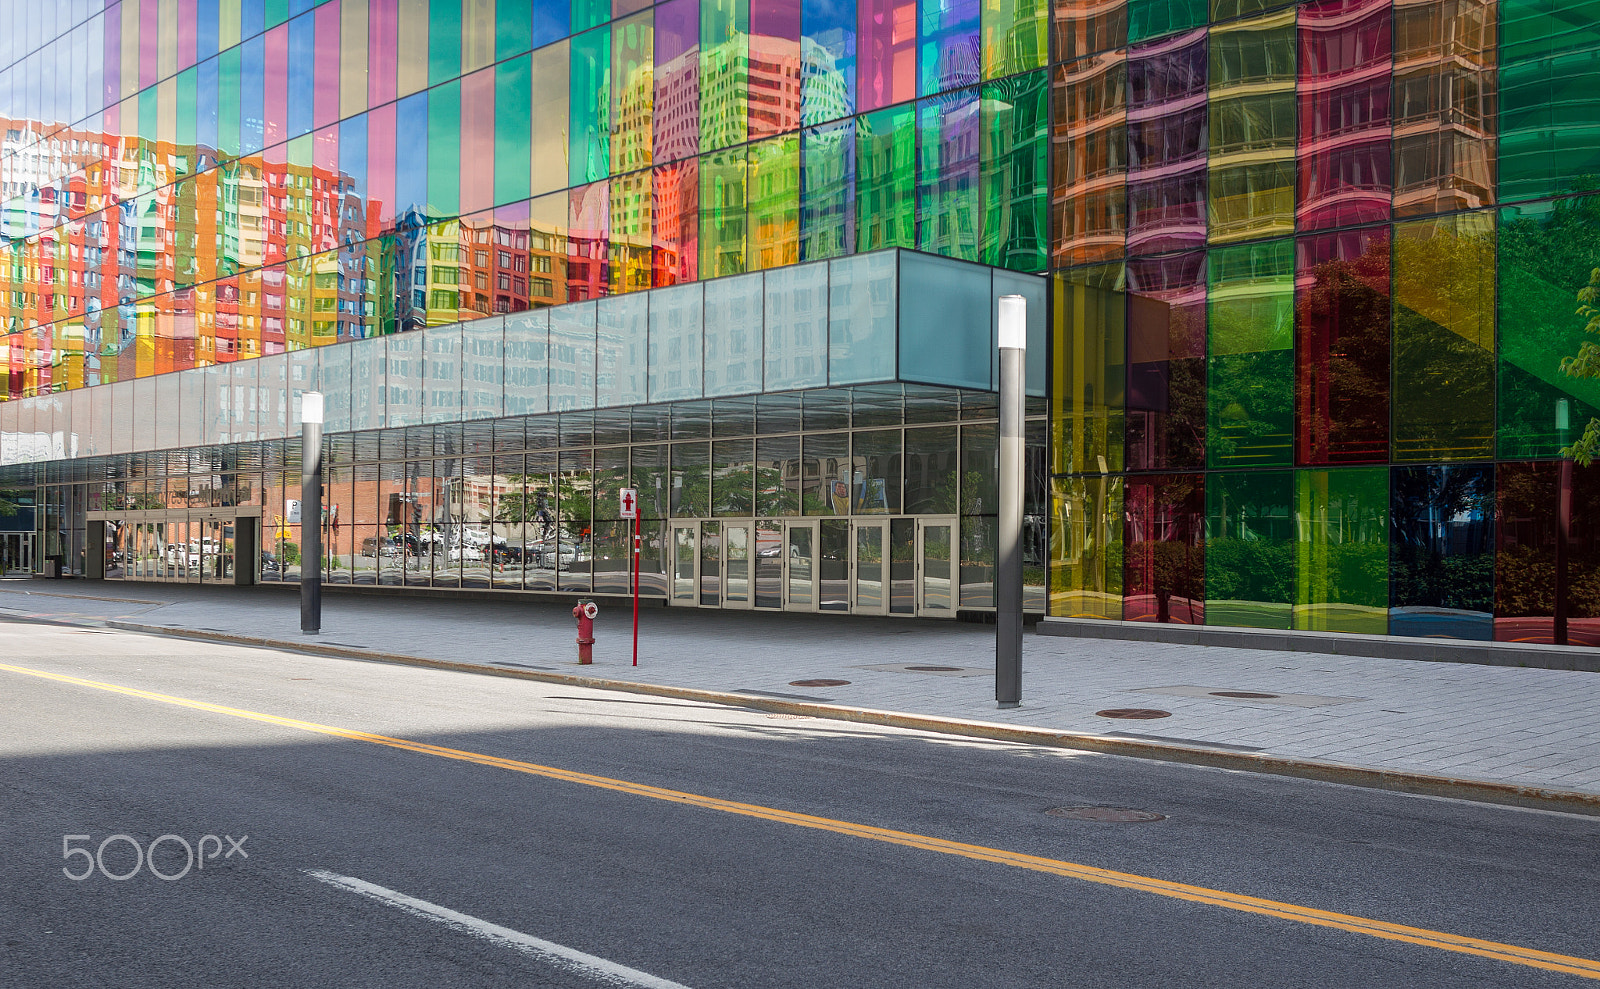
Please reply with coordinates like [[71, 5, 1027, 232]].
[[849, 519, 890, 616], [915, 516, 959, 618]]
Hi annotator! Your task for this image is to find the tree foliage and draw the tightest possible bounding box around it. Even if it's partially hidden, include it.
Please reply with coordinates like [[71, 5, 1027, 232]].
[[1565, 265, 1600, 465]]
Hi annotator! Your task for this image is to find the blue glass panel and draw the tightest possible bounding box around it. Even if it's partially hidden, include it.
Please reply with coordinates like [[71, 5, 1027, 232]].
[[827, 251, 897, 385], [765, 261, 831, 390], [1389, 464, 1494, 640], [394, 92, 429, 216], [504, 308, 551, 416], [703, 272, 764, 396], [992, 267, 1047, 396], [899, 251, 990, 389], [532, 0, 570, 48], [241, 35, 266, 155], [197, 57, 219, 154], [648, 282, 704, 402], [801, 0, 856, 125], [288, 12, 314, 138], [597, 292, 649, 407], [550, 300, 598, 409]]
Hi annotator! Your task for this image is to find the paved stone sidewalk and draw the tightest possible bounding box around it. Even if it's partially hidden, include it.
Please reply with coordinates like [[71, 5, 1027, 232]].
[[3, 579, 1599, 801]]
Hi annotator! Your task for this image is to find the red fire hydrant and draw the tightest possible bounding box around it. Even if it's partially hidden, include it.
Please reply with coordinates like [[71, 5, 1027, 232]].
[[573, 599, 599, 664]]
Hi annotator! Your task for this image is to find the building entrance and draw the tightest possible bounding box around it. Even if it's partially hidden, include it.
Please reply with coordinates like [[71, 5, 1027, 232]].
[[669, 516, 957, 617], [0, 531, 33, 576], [95, 510, 260, 585]]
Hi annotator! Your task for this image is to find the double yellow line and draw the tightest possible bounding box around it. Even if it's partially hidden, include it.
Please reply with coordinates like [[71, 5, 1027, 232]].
[[6, 660, 1598, 981]]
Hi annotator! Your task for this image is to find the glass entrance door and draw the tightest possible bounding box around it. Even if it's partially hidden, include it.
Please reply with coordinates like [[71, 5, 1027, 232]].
[[0, 532, 32, 576], [671, 523, 698, 605], [754, 520, 783, 609], [917, 517, 957, 617], [699, 521, 721, 606], [722, 522, 752, 609], [851, 520, 888, 615], [784, 521, 818, 612]]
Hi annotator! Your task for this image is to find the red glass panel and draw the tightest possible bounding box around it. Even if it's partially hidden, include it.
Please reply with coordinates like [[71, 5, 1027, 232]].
[[858, 0, 916, 112], [652, 158, 699, 285], [1123, 473, 1205, 624], [1296, 0, 1393, 230], [1295, 226, 1390, 465]]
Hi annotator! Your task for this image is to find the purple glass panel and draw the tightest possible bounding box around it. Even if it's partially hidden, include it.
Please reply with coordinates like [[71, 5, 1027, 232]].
[[104, 3, 122, 109], [919, 0, 980, 95], [655, 0, 700, 163], [1296, 226, 1391, 465], [264, 24, 288, 148], [140, 0, 158, 89], [1126, 28, 1206, 256], [1297, 0, 1393, 230], [1126, 250, 1205, 471], [750, 0, 802, 139]]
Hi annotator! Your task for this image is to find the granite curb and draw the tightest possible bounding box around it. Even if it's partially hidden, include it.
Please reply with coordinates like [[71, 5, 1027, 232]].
[[30, 616, 1588, 819]]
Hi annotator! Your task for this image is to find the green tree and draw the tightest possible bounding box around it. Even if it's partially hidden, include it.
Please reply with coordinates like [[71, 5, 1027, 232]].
[[0, 489, 18, 519], [1565, 265, 1600, 465]]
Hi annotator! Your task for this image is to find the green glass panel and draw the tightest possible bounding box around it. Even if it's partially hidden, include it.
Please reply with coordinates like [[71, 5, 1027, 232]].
[[1497, 196, 1600, 458], [747, 133, 800, 271], [700, 0, 749, 152], [1294, 467, 1388, 634], [495, 56, 533, 205], [1207, 238, 1294, 468], [699, 146, 747, 278], [856, 104, 916, 252], [574, 0, 610, 32], [266, 0, 290, 28], [1205, 469, 1293, 629], [496, 0, 533, 58], [981, 69, 1048, 272], [981, 0, 1048, 79], [800, 120, 854, 261], [611, 11, 654, 175], [218, 48, 241, 157], [1049, 474, 1123, 620], [570, 27, 612, 186], [917, 90, 981, 261], [1392, 211, 1496, 462], [1127, 0, 1206, 44], [429, 0, 464, 85], [1051, 264, 1126, 475], [1207, 9, 1295, 244], [1498, 5, 1600, 202], [428, 80, 462, 217], [1209, 0, 1293, 19]]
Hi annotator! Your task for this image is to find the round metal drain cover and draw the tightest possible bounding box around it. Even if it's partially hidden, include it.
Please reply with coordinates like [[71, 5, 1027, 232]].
[[1095, 708, 1172, 720], [1047, 806, 1166, 823], [1210, 691, 1280, 699], [905, 665, 964, 672], [790, 679, 850, 687]]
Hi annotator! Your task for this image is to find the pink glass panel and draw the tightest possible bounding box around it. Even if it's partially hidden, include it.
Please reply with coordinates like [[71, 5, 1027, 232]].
[[858, 0, 916, 112], [652, 157, 698, 285], [1296, 226, 1391, 465], [368, 103, 397, 229], [368, 0, 399, 108], [178, 0, 197, 71], [315, 2, 341, 130], [264, 24, 289, 148], [569, 182, 611, 301], [460, 68, 496, 215], [1297, 0, 1393, 230]]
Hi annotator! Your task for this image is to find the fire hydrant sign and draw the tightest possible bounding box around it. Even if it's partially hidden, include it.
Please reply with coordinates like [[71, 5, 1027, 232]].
[[619, 487, 639, 519]]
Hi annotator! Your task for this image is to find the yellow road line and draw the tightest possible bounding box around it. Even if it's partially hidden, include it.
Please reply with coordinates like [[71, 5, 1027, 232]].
[[7, 660, 1599, 981]]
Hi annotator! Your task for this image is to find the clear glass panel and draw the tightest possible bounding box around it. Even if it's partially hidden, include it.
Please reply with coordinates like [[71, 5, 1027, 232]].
[[786, 522, 815, 606], [854, 520, 886, 610], [725, 522, 750, 603], [699, 519, 721, 604], [672, 523, 696, 600]]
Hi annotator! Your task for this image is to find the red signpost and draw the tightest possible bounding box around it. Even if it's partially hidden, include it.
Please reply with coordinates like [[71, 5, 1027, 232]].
[[620, 488, 639, 666]]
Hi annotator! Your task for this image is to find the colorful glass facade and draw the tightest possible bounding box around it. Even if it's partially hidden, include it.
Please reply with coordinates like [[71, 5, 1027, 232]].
[[2, 0, 1600, 646]]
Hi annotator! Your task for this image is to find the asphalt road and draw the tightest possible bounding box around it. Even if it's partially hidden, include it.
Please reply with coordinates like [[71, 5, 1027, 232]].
[[2, 616, 1598, 988]]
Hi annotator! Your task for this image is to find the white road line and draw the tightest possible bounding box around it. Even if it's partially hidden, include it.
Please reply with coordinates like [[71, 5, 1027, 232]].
[[304, 868, 694, 989]]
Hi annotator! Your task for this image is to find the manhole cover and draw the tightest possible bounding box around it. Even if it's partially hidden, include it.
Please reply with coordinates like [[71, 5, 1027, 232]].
[[789, 679, 850, 687], [1047, 806, 1166, 823], [1095, 708, 1172, 720], [905, 665, 964, 672], [1210, 691, 1280, 699]]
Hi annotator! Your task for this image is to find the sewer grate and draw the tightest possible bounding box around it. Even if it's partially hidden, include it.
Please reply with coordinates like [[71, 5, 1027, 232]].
[[1095, 708, 1172, 720], [1210, 691, 1280, 699], [789, 679, 850, 687], [1047, 806, 1166, 823], [904, 665, 964, 672]]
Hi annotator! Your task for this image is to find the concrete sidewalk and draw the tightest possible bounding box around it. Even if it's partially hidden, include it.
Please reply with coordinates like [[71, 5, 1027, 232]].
[[3, 579, 1598, 813]]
